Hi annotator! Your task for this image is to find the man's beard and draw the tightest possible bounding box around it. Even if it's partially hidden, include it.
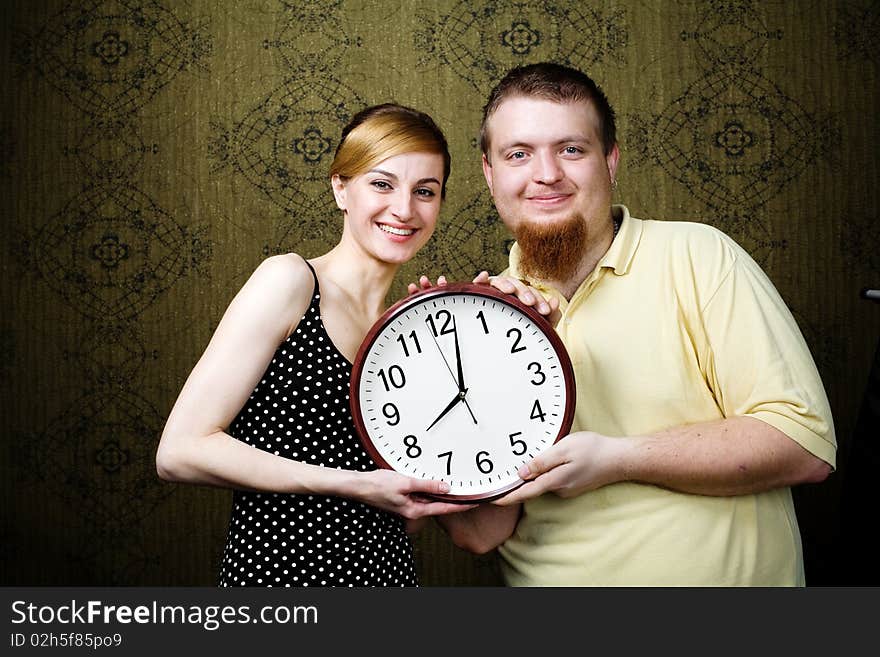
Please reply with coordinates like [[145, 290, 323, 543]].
[[514, 214, 587, 282]]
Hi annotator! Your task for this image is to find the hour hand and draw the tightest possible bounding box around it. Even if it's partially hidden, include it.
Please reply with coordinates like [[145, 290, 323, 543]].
[[426, 390, 466, 431]]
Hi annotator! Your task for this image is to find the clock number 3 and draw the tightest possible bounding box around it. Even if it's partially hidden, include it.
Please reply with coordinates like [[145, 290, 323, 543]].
[[527, 361, 546, 385]]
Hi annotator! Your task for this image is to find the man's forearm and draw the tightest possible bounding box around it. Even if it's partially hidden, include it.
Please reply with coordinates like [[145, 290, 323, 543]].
[[622, 416, 831, 496]]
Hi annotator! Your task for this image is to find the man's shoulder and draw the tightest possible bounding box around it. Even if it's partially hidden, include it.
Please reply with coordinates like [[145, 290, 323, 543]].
[[636, 215, 729, 240], [623, 214, 756, 290], [634, 215, 744, 259]]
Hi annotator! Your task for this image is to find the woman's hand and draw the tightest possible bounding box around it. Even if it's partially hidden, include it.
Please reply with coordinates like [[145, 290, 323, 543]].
[[407, 274, 447, 295], [352, 469, 474, 519], [472, 271, 561, 326]]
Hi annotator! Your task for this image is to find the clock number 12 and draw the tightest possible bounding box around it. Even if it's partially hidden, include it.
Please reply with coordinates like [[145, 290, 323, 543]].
[[426, 310, 454, 337]]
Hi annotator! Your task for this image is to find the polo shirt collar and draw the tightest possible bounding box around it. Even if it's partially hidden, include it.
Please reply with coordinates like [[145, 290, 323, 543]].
[[603, 204, 641, 276]]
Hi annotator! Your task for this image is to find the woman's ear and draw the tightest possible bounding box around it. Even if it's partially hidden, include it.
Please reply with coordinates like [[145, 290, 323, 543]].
[[331, 174, 347, 212]]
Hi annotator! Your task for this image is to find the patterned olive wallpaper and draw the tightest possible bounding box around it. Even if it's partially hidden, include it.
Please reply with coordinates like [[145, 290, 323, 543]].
[[1, 0, 878, 586]]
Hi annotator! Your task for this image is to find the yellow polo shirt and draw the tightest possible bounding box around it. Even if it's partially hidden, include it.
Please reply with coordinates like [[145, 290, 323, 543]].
[[498, 206, 835, 586]]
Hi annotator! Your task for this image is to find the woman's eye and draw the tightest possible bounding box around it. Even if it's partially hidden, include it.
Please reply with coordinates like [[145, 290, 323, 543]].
[[371, 180, 392, 190], [415, 188, 436, 197]]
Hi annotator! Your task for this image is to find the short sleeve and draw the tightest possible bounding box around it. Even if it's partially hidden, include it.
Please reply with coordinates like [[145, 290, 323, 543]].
[[699, 243, 836, 467]]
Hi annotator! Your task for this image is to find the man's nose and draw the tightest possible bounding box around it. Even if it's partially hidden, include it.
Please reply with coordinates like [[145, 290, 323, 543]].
[[533, 151, 564, 184]]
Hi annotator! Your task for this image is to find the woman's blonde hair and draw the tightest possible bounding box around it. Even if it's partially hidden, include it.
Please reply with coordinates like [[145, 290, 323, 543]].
[[330, 103, 451, 198]]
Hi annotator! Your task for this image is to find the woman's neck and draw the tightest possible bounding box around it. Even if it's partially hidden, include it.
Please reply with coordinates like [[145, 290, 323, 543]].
[[311, 242, 398, 319]]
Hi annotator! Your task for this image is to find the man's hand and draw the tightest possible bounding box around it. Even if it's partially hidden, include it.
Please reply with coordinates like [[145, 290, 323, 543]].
[[473, 271, 561, 326], [494, 431, 624, 505]]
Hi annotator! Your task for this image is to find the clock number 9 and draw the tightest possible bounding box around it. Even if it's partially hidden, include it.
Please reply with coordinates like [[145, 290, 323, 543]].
[[403, 435, 422, 458], [426, 309, 454, 337], [382, 403, 400, 426], [377, 365, 406, 391]]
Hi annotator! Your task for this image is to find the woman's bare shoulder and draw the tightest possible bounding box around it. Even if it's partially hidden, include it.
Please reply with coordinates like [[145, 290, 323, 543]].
[[227, 253, 316, 336]]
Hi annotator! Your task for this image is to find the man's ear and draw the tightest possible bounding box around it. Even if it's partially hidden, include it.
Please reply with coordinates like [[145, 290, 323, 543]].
[[481, 154, 494, 196], [606, 143, 620, 183], [331, 174, 347, 211]]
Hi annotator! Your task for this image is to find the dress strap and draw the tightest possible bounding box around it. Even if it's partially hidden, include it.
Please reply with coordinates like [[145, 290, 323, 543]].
[[302, 257, 320, 300]]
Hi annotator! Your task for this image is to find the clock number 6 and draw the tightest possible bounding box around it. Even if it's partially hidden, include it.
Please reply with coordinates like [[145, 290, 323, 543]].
[[476, 450, 494, 474], [377, 365, 406, 392]]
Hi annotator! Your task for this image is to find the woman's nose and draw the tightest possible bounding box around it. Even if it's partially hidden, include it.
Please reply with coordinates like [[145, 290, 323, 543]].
[[391, 192, 414, 221]]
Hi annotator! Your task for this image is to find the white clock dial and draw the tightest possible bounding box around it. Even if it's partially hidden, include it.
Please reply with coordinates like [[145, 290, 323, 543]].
[[350, 284, 575, 502]]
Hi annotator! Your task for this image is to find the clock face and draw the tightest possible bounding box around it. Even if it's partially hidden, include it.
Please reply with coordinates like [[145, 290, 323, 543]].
[[350, 283, 575, 502]]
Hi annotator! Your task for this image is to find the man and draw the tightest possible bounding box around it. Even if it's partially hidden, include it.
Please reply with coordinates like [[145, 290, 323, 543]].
[[438, 62, 835, 586]]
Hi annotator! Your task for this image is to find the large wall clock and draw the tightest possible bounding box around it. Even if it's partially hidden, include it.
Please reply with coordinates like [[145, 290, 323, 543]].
[[350, 283, 576, 502]]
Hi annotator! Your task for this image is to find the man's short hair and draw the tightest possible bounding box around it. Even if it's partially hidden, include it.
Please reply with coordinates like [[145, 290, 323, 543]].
[[480, 62, 617, 159]]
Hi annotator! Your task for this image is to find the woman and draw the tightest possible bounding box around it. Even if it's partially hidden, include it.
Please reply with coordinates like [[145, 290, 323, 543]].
[[156, 104, 467, 587]]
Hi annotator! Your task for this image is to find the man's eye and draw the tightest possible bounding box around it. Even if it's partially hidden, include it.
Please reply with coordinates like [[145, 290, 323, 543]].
[[563, 146, 582, 154], [509, 151, 527, 160]]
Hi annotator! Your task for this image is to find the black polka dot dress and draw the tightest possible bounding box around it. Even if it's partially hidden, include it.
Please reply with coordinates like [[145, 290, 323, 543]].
[[218, 261, 418, 587]]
